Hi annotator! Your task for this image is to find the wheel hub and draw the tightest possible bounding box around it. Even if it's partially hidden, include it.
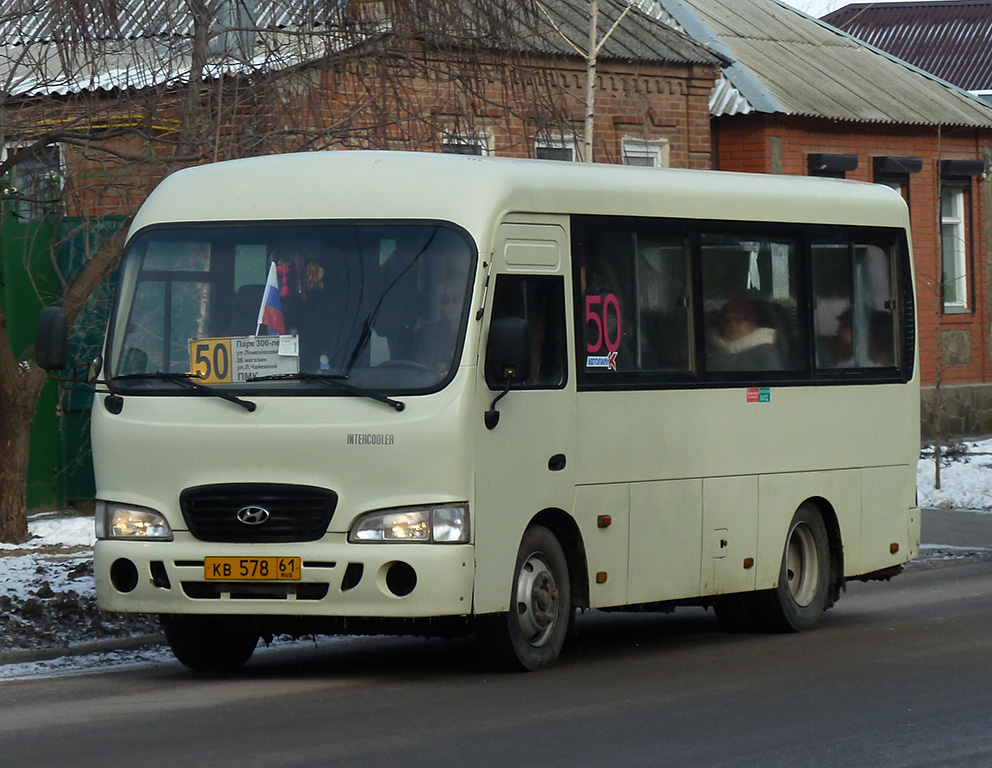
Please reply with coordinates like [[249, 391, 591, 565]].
[[516, 555, 560, 646], [786, 521, 820, 607]]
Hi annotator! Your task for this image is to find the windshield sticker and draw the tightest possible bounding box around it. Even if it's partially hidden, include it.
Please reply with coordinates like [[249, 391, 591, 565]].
[[190, 335, 300, 384]]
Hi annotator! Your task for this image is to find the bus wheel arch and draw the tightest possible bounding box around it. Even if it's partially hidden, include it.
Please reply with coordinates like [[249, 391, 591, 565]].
[[530, 508, 589, 610], [805, 496, 844, 609]]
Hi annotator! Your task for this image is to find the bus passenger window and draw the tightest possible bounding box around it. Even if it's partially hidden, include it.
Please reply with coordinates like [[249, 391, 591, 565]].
[[489, 275, 566, 388], [573, 219, 692, 380], [812, 241, 897, 371], [700, 234, 801, 373]]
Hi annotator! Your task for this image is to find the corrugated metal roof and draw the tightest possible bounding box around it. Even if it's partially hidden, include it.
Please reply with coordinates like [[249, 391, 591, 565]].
[[0, 0, 305, 43], [520, 0, 719, 64], [0, 0, 337, 96], [653, 0, 992, 127], [0, 0, 719, 98], [823, 1, 992, 92]]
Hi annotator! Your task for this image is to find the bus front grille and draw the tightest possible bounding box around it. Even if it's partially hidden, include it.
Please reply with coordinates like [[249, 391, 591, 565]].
[[179, 483, 338, 543]]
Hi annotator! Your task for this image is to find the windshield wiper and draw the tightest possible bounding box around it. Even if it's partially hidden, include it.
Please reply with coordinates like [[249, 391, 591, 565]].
[[112, 372, 257, 412], [247, 372, 405, 412]]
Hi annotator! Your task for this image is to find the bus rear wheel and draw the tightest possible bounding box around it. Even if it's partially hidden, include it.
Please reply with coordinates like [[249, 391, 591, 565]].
[[757, 504, 831, 632], [477, 526, 571, 672], [161, 615, 259, 673]]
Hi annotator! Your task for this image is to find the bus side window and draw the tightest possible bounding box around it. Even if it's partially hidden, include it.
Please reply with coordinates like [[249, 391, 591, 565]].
[[812, 240, 897, 371], [489, 275, 566, 388], [574, 222, 692, 378], [700, 234, 801, 373]]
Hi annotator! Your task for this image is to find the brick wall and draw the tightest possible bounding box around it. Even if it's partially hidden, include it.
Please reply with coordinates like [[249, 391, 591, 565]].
[[43, 53, 717, 222], [310, 55, 718, 166]]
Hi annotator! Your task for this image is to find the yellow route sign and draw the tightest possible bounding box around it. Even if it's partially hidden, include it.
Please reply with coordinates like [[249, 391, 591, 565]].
[[189, 335, 299, 384]]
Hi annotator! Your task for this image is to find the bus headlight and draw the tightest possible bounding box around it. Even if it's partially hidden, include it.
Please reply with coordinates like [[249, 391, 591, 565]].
[[95, 501, 174, 540], [349, 504, 470, 544]]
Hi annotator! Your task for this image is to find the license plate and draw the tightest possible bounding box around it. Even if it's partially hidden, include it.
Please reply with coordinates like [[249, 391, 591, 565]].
[[204, 556, 301, 581]]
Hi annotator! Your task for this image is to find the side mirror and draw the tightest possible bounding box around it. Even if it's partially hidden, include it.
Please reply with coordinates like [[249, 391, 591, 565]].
[[35, 306, 68, 371], [484, 317, 532, 430], [485, 317, 532, 387]]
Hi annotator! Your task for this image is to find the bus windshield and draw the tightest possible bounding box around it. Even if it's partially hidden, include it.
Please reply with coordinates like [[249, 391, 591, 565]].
[[109, 223, 476, 393]]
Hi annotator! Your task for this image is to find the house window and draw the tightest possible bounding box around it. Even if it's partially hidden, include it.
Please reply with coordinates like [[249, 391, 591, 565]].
[[622, 138, 669, 168], [535, 138, 577, 162], [941, 184, 970, 312], [442, 132, 492, 156], [3, 143, 63, 222], [808, 153, 858, 179], [873, 156, 921, 212]]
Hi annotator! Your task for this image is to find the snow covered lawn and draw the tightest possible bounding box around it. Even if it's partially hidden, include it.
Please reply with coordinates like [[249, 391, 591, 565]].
[[0, 514, 157, 656], [918, 438, 992, 511]]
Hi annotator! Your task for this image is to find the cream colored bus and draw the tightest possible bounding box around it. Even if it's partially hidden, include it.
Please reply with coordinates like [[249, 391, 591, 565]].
[[38, 151, 920, 672]]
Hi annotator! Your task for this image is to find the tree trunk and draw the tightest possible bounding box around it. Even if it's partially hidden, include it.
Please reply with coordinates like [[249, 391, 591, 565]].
[[0, 362, 46, 543], [176, 0, 212, 163], [582, 0, 597, 163]]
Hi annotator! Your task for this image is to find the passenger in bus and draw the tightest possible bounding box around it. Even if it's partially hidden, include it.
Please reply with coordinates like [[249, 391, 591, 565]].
[[707, 297, 781, 371], [868, 311, 895, 366], [817, 309, 854, 368]]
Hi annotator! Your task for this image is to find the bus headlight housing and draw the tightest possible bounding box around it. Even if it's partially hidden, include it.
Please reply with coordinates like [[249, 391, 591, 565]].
[[349, 504, 470, 543], [95, 501, 174, 540]]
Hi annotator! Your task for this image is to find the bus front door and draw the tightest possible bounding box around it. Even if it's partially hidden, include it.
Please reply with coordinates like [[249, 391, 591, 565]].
[[473, 222, 577, 618]]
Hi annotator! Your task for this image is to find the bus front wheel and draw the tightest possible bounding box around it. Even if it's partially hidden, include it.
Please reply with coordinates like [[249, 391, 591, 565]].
[[161, 614, 259, 673], [477, 526, 571, 672]]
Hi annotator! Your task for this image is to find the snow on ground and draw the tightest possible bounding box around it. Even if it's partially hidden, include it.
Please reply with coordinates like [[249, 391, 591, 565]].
[[0, 443, 989, 679], [918, 438, 992, 511], [0, 511, 159, 671]]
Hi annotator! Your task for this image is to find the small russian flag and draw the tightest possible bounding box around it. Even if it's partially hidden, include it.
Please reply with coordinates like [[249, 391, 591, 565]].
[[256, 262, 286, 336]]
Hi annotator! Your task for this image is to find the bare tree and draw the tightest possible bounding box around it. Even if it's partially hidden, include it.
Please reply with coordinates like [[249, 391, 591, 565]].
[[533, 0, 634, 161], [0, 0, 617, 541]]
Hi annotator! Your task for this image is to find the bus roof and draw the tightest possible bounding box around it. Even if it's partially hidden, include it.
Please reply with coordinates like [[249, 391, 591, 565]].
[[130, 150, 910, 239]]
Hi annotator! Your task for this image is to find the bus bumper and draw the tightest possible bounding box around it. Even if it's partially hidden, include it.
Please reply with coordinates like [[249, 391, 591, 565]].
[[94, 538, 475, 619]]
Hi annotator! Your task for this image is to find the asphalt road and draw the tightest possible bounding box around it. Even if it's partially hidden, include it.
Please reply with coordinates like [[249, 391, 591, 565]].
[[922, 506, 992, 548], [0, 509, 989, 768]]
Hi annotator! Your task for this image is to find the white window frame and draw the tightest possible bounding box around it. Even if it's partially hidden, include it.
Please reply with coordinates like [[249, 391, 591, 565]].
[[441, 132, 494, 156], [621, 137, 669, 168], [941, 185, 969, 312], [535, 137, 578, 162]]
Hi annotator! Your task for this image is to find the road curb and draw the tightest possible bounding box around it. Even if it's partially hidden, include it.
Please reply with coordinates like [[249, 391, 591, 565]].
[[0, 633, 165, 666]]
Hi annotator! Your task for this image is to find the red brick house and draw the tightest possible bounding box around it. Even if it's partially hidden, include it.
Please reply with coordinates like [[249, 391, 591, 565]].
[[655, 0, 992, 435], [0, 0, 722, 204]]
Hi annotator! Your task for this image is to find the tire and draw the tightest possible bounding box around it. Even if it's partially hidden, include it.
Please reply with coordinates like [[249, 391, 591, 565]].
[[161, 615, 259, 673], [754, 504, 831, 632], [477, 526, 571, 672]]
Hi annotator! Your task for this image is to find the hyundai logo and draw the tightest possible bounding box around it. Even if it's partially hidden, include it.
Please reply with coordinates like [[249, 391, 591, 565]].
[[236, 505, 271, 525]]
